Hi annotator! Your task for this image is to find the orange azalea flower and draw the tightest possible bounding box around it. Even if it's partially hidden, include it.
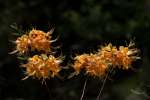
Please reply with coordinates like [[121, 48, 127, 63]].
[[22, 54, 61, 80], [11, 28, 55, 55], [98, 43, 117, 65], [73, 54, 90, 74], [85, 54, 108, 77], [73, 41, 139, 77], [14, 34, 30, 54], [73, 54, 108, 77], [116, 44, 139, 69], [29, 29, 53, 54]]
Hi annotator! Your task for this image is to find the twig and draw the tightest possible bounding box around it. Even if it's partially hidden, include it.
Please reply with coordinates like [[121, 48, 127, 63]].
[[96, 68, 113, 100], [80, 78, 88, 100]]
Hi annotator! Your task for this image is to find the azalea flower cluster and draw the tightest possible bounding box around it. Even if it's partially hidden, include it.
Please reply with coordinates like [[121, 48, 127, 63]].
[[12, 29, 53, 54], [74, 53, 108, 77], [10, 27, 140, 80], [73, 42, 140, 78], [11, 29, 62, 80], [22, 54, 61, 80]]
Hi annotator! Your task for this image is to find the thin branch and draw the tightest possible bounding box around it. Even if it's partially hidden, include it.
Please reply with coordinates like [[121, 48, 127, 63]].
[[80, 78, 88, 100], [96, 67, 113, 100]]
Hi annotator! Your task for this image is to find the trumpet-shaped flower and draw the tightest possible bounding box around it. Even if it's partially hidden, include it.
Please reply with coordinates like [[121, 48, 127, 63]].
[[29, 29, 52, 53], [22, 54, 61, 80], [73, 42, 140, 77], [74, 54, 108, 77], [15, 35, 30, 54]]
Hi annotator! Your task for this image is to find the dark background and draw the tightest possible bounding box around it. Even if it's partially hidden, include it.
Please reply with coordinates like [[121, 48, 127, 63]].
[[0, 0, 149, 100]]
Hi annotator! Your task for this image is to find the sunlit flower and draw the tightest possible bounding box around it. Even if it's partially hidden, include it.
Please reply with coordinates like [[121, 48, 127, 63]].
[[98, 42, 140, 70], [22, 54, 62, 80], [12, 34, 30, 54], [11, 28, 55, 55], [73, 41, 140, 77], [29, 29, 53, 53], [115, 43, 139, 69], [85, 54, 108, 77], [73, 54, 90, 74], [73, 54, 108, 77], [98, 43, 117, 65]]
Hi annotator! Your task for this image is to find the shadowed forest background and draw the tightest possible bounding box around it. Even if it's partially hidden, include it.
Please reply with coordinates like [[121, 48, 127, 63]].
[[0, 0, 150, 100]]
